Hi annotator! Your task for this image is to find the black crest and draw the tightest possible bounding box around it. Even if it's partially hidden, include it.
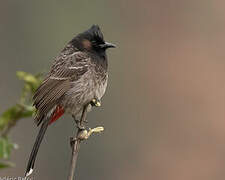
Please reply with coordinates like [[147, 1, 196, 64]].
[[81, 25, 105, 43]]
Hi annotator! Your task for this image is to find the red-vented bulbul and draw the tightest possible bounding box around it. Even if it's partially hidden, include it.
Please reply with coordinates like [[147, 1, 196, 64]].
[[25, 25, 115, 176]]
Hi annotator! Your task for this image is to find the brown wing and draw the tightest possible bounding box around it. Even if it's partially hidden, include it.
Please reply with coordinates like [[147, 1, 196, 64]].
[[33, 49, 91, 126]]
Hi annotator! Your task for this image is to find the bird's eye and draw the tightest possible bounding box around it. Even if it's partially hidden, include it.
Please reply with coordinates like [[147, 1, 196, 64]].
[[91, 40, 100, 49], [91, 40, 97, 45]]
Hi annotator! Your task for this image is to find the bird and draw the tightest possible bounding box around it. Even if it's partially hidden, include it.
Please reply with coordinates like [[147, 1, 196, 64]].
[[25, 25, 115, 177]]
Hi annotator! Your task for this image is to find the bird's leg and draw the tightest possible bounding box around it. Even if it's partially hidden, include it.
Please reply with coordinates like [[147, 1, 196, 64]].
[[73, 98, 100, 128], [70, 104, 89, 146], [70, 102, 104, 147], [72, 115, 79, 124], [79, 103, 89, 129], [72, 115, 88, 125], [72, 115, 85, 130], [90, 98, 101, 107]]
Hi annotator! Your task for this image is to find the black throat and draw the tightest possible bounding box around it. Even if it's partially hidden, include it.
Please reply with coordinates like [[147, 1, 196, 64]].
[[90, 50, 108, 71]]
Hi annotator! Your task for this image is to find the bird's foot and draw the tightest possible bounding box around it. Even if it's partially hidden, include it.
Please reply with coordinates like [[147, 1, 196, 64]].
[[70, 126, 104, 147], [77, 126, 104, 141], [91, 98, 101, 107], [70, 127, 104, 147]]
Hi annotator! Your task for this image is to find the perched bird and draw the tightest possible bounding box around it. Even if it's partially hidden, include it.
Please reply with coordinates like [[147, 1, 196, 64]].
[[25, 25, 115, 177]]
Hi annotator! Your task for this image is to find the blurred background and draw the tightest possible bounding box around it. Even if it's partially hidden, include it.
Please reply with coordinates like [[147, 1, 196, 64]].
[[1, 0, 225, 179]]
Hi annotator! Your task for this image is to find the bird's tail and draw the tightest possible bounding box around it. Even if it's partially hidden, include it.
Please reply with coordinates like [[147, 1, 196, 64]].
[[25, 119, 49, 177]]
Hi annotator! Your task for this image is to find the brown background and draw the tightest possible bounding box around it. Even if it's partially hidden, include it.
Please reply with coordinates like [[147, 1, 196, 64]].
[[1, 0, 225, 179]]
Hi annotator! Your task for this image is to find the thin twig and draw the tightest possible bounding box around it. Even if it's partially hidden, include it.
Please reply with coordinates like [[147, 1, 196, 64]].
[[68, 104, 88, 180], [67, 99, 104, 180]]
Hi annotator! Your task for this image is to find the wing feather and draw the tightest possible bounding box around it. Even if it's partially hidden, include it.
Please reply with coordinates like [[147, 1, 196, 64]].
[[33, 49, 91, 125]]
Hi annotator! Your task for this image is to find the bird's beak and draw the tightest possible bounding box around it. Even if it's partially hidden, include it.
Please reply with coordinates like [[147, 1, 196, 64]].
[[100, 42, 116, 49]]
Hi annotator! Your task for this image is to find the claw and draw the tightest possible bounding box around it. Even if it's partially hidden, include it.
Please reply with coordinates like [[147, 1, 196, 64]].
[[91, 98, 101, 107], [77, 123, 85, 130], [77, 126, 104, 140]]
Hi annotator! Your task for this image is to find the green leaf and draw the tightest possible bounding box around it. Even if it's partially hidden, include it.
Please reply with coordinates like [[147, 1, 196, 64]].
[[0, 137, 16, 169], [16, 71, 42, 93], [0, 106, 20, 131], [0, 105, 34, 131], [16, 71, 39, 85], [0, 161, 14, 169], [0, 137, 16, 159], [0, 71, 43, 170]]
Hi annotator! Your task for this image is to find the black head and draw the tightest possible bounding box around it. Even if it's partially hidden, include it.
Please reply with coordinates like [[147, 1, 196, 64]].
[[72, 25, 116, 55]]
